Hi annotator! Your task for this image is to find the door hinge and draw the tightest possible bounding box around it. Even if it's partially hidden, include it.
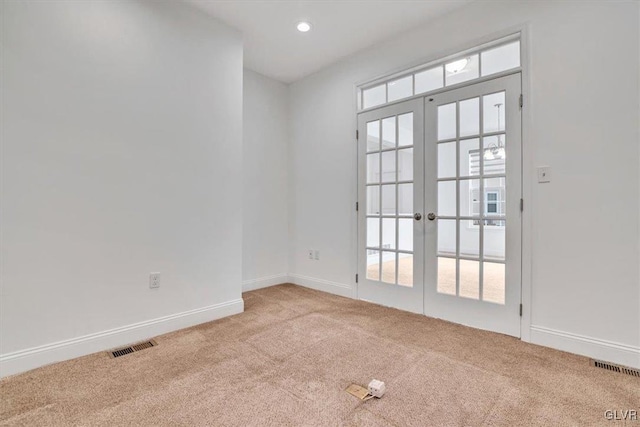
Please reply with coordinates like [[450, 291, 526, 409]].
[[356, 129, 359, 140], [520, 198, 524, 212], [519, 94, 523, 109], [519, 304, 523, 317], [356, 202, 359, 211], [355, 274, 359, 283]]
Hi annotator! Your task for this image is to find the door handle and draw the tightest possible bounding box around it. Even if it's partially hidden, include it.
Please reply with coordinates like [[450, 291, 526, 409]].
[[427, 213, 436, 221], [413, 213, 422, 221]]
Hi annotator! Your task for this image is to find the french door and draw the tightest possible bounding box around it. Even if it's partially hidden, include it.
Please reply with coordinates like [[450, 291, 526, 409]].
[[424, 73, 522, 337], [357, 98, 425, 314], [358, 73, 522, 337]]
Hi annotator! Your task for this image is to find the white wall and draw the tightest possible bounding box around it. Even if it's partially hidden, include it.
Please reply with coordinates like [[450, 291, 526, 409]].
[[242, 69, 289, 290], [1, 0, 244, 376], [288, 1, 640, 367]]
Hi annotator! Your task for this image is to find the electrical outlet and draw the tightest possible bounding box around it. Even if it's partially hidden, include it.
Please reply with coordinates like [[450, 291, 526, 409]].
[[314, 250, 320, 260], [308, 249, 314, 260], [149, 272, 160, 289]]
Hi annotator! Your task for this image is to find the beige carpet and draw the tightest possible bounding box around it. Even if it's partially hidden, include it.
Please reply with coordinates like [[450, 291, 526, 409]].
[[1, 284, 637, 426]]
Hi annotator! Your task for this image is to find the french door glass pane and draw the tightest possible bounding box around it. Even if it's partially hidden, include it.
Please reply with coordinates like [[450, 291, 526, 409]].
[[367, 250, 380, 281], [484, 177, 505, 217], [483, 92, 506, 133], [459, 220, 480, 258], [382, 117, 396, 148], [459, 259, 480, 300], [438, 180, 456, 216], [381, 151, 396, 182], [482, 262, 505, 304], [381, 184, 396, 215], [459, 97, 479, 137], [367, 218, 380, 247], [381, 251, 396, 284], [483, 135, 506, 174], [437, 257, 456, 295], [367, 153, 380, 183], [397, 253, 413, 287], [398, 218, 413, 251], [459, 179, 480, 217], [398, 183, 413, 215], [398, 148, 413, 181], [367, 120, 380, 152], [438, 142, 456, 178], [437, 219, 456, 257], [438, 103, 456, 140], [398, 113, 413, 146], [366, 186, 380, 215], [459, 138, 480, 177], [382, 218, 396, 250], [484, 220, 505, 261]]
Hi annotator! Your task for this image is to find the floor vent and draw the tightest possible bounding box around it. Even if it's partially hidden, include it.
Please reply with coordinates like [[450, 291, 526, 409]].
[[590, 359, 640, 377], [109, 340, 157, 358]]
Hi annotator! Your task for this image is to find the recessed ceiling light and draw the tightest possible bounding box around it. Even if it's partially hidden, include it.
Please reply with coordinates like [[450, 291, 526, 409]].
[[297, 22, 311, 32]]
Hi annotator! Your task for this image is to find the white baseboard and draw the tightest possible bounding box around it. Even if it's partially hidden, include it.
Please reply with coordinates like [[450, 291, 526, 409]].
[[242, 273, 288, 292], [287, 273, 355, 299], [530, 325, 640, 369], [0, 298, 244, 378]]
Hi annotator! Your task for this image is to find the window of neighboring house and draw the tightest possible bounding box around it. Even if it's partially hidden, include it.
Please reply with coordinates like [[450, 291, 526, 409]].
[[470, 186, 505, 227], [467, 149, 505, 227], [478, 188, 505, 226], [486, 192, 499, 214]]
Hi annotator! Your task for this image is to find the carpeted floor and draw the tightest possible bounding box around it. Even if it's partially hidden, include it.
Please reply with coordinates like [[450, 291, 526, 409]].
[[1, 284, 637, 426]]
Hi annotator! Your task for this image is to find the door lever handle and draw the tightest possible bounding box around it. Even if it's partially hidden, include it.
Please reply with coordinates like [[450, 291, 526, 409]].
[[427, 213, 436, 221]]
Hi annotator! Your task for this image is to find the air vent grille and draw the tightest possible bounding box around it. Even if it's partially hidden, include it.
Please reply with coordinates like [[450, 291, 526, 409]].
[[109, 340, 157, 358], [131, 341, 155, 352], [591, 359, 640, 377]]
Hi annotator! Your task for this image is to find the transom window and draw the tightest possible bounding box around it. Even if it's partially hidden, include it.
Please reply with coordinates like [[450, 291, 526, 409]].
[[358, 35, 521, 110]]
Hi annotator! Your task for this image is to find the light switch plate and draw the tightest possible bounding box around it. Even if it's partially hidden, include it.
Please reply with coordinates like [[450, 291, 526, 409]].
[[537, 166, 551, 183]]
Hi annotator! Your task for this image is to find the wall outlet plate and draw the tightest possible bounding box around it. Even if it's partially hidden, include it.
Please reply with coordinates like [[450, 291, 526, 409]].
[[308, 250, 314, 260], [314, 250, 320, 260], [149, 272, 160, 289]]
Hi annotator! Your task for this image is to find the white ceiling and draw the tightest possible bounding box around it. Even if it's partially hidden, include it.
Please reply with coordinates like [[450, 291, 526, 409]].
[[184, 1, 473, 83]]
